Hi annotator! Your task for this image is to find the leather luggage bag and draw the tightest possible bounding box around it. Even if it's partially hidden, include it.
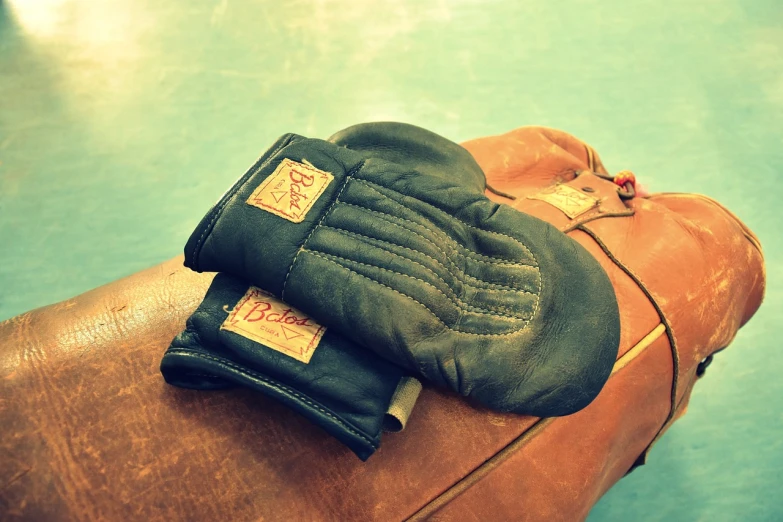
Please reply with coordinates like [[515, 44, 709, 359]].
[[0, 126, 765, 521]]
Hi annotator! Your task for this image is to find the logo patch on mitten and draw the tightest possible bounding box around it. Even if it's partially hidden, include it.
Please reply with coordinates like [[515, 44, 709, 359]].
[[528, 184, 598, 218], [221, 287, 326, 364], [246, 158, 333, 223]]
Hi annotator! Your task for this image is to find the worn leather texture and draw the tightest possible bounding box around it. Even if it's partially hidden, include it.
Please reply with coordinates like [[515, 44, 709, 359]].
[[185, 123, 620, 416], [0, 126, 765, 521], [161, 273, 411, 461]]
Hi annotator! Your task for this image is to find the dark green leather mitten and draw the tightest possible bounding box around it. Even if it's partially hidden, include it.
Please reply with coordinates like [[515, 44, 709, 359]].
[[183, 123, 620, 416]]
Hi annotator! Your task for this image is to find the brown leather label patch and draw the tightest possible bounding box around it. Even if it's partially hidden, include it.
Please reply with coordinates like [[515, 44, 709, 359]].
[[528, 184, 598, 218], [246, 159, 333, 223], [221, 287, 326, 364]]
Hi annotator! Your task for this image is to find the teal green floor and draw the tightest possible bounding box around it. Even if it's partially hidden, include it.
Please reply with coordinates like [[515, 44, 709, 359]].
[[1, 1, 781, 519]]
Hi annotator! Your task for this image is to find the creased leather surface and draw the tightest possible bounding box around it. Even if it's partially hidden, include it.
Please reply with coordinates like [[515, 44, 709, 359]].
[[0, 126, 765, 521]]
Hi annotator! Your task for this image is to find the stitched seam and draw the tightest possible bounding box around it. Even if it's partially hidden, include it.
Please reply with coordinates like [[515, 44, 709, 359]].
[[321, 225, 536, 295], [305, 249, 530, 320], [302, 251, 531, 336], [281, 161, 365, 301], [404, 417, 555, 521], [354, 178, 538, 262], [347, 179, 537, 267], [191, 137, 292, 268], [333, 200, 544, 330], [337, 201, 533, 270], [166, 348, 378, 449], [353, 178, 536, 265], [339, 177, 545, 332], [530, 247, 543, 331]]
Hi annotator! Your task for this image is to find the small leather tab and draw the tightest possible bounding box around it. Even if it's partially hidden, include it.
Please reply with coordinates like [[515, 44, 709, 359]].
[[528, 184, 599, 218], [383, 377, 423, 432]]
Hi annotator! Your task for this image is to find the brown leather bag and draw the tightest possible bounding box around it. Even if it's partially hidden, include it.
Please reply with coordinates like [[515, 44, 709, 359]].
[[0, 127, 764, 521]]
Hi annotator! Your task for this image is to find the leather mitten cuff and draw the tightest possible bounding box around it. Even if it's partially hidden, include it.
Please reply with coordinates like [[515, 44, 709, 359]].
[[161, 273, 421, 461]]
